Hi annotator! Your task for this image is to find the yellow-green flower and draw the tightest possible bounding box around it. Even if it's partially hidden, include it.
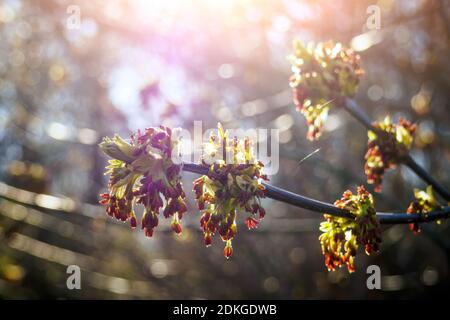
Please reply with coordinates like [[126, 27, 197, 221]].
[[99, 126, 187, 237], [289, 40, 364, 140], [319, 186, 381, 272], [365, 116, 416, 192], [407, 185, 443, 233], [194, 123, 268, 258]]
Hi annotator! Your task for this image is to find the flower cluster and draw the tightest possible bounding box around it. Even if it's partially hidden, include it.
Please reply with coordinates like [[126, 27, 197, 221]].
[[99, 126, 187, 238], [289, 40, 364, 140], [193, 124, 268, 259], [365, 116, 416, 192], [319, 186, 381, 272], [406, 186, 442, 233]]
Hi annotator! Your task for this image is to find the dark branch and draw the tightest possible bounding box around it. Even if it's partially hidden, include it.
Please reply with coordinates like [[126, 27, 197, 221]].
[[342, 98, 450, 202], [403, 154, 450, 202], [262, 184, 352, 219], [342, 97, 376, 131], [181, 162, 450, 225]]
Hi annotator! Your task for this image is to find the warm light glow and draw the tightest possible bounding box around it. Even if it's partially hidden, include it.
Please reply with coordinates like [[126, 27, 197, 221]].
[[351, 30, 383, 52]]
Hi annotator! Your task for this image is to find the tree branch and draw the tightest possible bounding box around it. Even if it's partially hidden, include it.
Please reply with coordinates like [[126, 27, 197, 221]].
[[182, 163, 450, 224], [342, 97, 376, 131], [403, 154, 450, 202], [342, 97, 450, 202]]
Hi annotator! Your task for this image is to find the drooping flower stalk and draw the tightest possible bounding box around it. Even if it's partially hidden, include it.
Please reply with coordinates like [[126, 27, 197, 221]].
[[289, 40, 364, 140], [99, 126, 187, 238], [289, 39, 448, 203], [365, 116, 416, 192], [193, 124, 269, 259], [319, 186, 381, 272]]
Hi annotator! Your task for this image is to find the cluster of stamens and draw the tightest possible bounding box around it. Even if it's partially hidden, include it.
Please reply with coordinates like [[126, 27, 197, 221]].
[[289, 40, 364, 140]]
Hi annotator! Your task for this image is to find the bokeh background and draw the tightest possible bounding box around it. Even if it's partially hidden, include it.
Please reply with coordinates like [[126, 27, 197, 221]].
[[1, 0, 450, 299]]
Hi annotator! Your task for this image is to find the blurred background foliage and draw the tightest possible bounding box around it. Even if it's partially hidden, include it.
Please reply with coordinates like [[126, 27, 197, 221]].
[[0, 0, 449, 299]]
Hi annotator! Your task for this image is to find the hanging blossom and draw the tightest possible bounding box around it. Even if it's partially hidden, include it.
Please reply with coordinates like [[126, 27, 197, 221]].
[[193, 124, 269, 259], [99, 126, 187, 238], [289, 40, 364, 140], [319, 186, 381, 273], [365, 116, 416, 192], [406, 186, 443, 233]]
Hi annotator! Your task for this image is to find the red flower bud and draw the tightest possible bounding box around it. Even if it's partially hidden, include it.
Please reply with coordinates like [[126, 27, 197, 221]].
[[144, 228, 153, 238], [245, 217, 259, 230], [258, 207, 266, 219], [171, 219, 182, 235], [224, 241, 233, 259], [204, 233, 212, 247], [130, 216, 137, 229], [99, 193, 110, 205]]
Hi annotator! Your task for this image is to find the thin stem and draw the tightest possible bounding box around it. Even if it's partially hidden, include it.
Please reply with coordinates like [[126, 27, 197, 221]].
[[376, 207, 450, 224], [403, 154, 450, 201], [343, 97, 450, 202], [262, 184, 352, 219], [182, 162, 450, 224], [342, 97, 376, 131]]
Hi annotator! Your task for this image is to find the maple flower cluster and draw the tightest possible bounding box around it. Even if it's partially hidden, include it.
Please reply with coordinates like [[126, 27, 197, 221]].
[[289, 40, 364, 140], [406, 186, 442, 233], [319, 186, 381, 272], [193, 124, 269, 259], [365, 116, 416, 192], [99, 126, 187, 238]]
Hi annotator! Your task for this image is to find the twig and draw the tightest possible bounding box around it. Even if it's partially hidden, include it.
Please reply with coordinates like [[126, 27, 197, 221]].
[[182, 162, 450, 224], [342, 97, 376, 131], [342, 97, 450, 202], [403, 154, 450, 201]]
